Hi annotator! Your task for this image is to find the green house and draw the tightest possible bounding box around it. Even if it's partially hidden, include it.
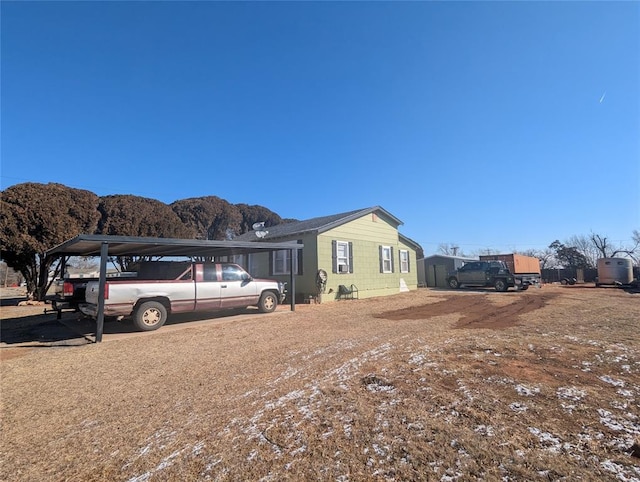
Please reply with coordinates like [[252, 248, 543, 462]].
[[234, 206, 421, 302]]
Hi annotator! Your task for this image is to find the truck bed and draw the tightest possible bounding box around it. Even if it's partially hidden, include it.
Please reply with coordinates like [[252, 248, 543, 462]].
[[479, 254, 541, 274]]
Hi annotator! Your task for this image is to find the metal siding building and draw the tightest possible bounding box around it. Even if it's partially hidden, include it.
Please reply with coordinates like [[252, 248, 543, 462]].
[[418, 255, 477, 287]]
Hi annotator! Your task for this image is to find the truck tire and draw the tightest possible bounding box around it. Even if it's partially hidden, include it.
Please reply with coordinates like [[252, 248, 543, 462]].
[[448, 278, 460, 289], [133, 301, 167, 331], [494, 279, 509, 292], [518, 285, 529, 291], [258, 291, 278, 313]]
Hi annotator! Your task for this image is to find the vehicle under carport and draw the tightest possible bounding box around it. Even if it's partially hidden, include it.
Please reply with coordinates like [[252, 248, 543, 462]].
[[46, 234, 303, 342]]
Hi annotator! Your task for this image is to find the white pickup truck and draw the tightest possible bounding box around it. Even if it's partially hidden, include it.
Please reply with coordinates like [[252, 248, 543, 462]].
[[79, 261, 285, 331]]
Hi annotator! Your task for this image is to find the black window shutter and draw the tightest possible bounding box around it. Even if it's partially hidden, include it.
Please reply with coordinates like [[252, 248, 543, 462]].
[[391, 247, 395, 273], [332, 240, 337, 274], [348, 242, 354, 273], [379, 245, 384, 273], [407, 253, 411, 272], [269, 251, 274, 276], [297, 240, 303, 275]]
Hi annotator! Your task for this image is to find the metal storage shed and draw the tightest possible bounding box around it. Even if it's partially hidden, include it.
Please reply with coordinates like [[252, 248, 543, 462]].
[[418, 255, 477, 288], [46, 234, 303, 342]]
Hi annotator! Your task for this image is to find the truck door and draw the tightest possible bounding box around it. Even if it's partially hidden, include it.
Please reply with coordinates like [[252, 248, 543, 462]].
[[458, 262, 481, 285], [195, 263, 222, 310], [219, 264, 259, 309]]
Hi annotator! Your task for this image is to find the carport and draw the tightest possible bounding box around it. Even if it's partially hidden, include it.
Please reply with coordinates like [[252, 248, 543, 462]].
[[46, 234, 303, 342]]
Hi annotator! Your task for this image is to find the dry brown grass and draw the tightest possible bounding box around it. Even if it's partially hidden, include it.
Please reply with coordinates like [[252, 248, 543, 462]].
[[1, 285, 639, 481]]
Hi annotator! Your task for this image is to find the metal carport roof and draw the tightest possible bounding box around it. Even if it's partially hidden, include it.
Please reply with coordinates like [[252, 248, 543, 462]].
[[46, 234, 302, 258], [46, 234, 303, 342]]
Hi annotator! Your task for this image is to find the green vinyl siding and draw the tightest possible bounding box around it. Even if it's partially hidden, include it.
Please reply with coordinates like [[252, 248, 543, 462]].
[[318, 212, 415, 299], [243, 210, 418, 302]]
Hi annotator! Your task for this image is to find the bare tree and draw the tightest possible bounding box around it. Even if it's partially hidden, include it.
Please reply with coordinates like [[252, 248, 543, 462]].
[[590, 234, 614, 258], [588, 231, 639, 263], [438, 243, 463, 256], [566, 235, 597, 268], [517, 249, 555, 269]]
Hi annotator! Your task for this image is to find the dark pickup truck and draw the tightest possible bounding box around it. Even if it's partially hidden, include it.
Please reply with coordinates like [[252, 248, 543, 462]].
[[447, 260, 532, 292]]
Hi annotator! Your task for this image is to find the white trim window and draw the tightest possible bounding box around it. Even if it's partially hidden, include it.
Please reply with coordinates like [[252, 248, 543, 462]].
[[380, 245, 393, 273], [272, 249, 297, 275], [336, 241, 350, 273], [331, 240, 354, 274], [399, 249, 410, 273]]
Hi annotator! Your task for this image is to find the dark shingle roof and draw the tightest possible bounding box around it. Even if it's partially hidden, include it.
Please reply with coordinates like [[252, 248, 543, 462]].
[[235, 206, 403, 242]]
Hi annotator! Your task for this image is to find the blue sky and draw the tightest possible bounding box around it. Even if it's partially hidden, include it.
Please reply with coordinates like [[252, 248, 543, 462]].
[[2, 1, 639, 255]]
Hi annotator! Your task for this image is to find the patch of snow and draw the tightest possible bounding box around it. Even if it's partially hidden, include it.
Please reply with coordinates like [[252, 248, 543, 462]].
[[600, 459, 640, 482], [127, 447, 188, 482], [457, 380, 474, 401], [409, 353, 426, 364], [372, 443, 388, 457], [510, 402, 528, 413], [515, 384, 540, 397], [528, 427, 561, 453], [290, 445, 306, 456], [599, 375, 625, 387], [474, 425, 495, 437], [192, 441, 205, 455], [598, 408, 640, 436], [127, 472, 151, 482], [366, 383, 395, 393], [557, 386, 586, 401]]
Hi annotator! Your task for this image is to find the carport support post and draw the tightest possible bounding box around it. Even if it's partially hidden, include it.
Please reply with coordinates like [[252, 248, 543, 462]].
[[289, 248, 295, 312], [96, 242, 109, 343]]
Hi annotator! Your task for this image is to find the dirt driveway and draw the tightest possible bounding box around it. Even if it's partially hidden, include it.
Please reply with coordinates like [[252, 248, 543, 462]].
[[1, 284, 639, 481]]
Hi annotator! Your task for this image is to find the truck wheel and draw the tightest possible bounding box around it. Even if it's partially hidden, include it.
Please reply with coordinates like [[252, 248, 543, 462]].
[[133, 301, 167, 331], [258, 291, 278, 313], [494, 279, 509, 292], [448, 278, 460, 289]]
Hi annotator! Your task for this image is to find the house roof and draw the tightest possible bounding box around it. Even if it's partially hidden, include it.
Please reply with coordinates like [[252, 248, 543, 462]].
[[234, 206, 404, 242], [399, 233, 422, 252]]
